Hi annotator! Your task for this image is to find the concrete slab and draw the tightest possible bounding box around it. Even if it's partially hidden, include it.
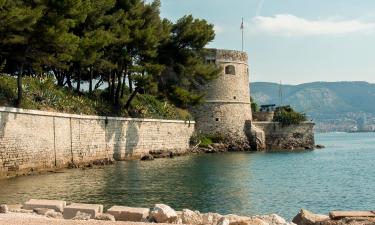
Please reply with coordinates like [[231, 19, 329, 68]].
[[23, 199, 66, 212], [107, 206, 150, 222], [329, 211, 375, 219], [63, 203, 103, 219]]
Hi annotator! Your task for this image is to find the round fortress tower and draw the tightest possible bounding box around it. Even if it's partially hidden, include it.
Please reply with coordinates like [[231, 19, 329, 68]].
[[193, 49, 253, 147]]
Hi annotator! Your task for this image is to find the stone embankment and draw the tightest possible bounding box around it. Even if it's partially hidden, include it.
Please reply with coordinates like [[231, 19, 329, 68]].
[[0, 199, 293, 225], [292, 209, 375, 225], [1, 200, 373, 225]]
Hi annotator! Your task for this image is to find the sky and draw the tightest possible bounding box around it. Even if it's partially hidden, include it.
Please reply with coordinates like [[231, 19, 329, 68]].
[[158, 0, 375, 84]]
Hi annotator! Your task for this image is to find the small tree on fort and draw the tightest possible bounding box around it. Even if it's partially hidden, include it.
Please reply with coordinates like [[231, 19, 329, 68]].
[[273, 105, 307, 126]]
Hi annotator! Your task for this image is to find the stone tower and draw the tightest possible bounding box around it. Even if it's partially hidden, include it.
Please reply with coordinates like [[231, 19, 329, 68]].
[[193, 49, 253, 148]]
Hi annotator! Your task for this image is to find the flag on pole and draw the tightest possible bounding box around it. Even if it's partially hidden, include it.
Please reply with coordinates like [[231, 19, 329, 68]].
[[241, 18, 244, 51]]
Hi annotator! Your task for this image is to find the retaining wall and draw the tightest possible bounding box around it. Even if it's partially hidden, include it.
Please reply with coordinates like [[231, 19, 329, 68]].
[[253, 122, 315, 150], [0, 107, 195, 178]]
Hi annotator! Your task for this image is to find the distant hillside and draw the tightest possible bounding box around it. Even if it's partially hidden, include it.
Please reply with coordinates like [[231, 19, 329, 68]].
[[250, 81, 375, 132]]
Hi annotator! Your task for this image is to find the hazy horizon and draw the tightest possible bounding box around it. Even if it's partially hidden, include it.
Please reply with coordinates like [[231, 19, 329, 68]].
[[159, 0, 375, 84]]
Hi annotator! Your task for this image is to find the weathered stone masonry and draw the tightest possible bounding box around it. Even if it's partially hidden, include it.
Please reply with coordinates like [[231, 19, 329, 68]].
[[253, 122, 315, 150], [193, 49, 252, 146], [0, 107, 195, 178]]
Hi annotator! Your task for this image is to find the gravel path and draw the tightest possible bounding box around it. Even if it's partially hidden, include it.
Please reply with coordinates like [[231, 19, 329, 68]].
[[0, 213, 175, 225]]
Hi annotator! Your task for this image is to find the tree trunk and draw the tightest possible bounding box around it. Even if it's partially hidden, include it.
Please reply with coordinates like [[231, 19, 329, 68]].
[[94, 78, 103, 90], [128, 73, 133, 92], [76, 68, 81, 93], [16, 63, 24, 107], [66, 74, 73, 89], [111, 70, 116, 103], [125, 87, 140, 111], [120, 65, 128, 98], [55, 70, 64, 87], [89, 67, 93, 93], [108, 71, 112, 96], [114, 71, 122, 107]]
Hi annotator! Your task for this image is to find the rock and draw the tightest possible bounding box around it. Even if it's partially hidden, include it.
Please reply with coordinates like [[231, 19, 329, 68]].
[[201, 212, 223, 225], [211, 143, 228, 151], [329, 211, 375, 220], [255, 214, 288, 225], [223, 214, 269, 225], [107, 206, 149, 222], [7, 204, 22, 212], [95, 213, 116, 221], [292, 209, 329, 225], [225, 214, 252, 223], [45, 211, 63, 219], [181, 209, 203, 224], [0, 204, 8, 213], [218, 217, 230, 225], [8, 204, 33, 214], [23, 199, 66, 213], [314, 217, 375, 225], [63, 203, 103, 219], [316, 145, 325, 149], [141, 154, 154, 161], [230, 218, 269, 225], [33, 208, 55, 215], [72, 211, 92, 220], [150, 204, 178, 223]]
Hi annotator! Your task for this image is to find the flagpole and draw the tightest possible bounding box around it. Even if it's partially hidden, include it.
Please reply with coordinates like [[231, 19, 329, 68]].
[[241, 17, 244, 52]]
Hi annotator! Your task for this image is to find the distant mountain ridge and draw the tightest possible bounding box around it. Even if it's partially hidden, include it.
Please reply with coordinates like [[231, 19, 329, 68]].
[[250, 81, 375, 131]]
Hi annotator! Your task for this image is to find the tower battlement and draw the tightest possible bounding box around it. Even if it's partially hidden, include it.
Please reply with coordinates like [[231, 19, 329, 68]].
[[205, 49, 248, 63]]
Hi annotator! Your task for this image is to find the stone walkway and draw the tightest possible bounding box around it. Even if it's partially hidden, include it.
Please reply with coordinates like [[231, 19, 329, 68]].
[[0, 213, 175, 225]]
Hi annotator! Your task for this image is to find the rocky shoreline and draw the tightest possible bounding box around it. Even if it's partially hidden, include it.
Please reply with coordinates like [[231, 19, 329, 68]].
[[1, 200, 373, 225], [141, 143, 326, 161]]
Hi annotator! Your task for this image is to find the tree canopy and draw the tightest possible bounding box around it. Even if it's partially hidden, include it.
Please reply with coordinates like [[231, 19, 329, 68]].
[[0, 0, 219, 112]]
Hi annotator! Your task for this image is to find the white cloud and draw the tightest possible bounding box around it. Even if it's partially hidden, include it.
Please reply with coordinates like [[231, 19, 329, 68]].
[[253, 14, 375, 36]]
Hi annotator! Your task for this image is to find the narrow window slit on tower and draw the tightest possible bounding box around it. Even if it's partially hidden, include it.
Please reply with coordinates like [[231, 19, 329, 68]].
[[225, 65, 236, 75], [215, 118, 220, 121]]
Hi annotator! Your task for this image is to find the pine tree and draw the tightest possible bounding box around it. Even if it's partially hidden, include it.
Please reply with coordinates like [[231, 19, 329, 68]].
[[72, 0, 116, 93], [0, 0, 44, 106], [157, 15, 220, 107]]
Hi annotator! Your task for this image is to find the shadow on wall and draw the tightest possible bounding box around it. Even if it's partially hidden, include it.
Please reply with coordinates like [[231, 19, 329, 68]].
[[0, 111, 11, 139], [104, 119, 140, 160], [125, 121, 140, 158]]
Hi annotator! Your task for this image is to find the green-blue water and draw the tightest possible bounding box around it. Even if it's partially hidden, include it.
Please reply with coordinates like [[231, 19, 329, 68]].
[[0, 132, 374, 219]]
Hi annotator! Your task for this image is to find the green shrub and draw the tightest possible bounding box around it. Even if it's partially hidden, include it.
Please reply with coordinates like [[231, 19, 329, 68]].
[[273, 105, 307, 126], [199, 136, 213, 148], [189, 133, 226, 148], [0, 75, 191, 120]]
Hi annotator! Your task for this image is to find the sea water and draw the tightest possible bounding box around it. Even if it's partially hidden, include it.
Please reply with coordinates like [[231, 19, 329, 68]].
[[0, 132, 374, 219]]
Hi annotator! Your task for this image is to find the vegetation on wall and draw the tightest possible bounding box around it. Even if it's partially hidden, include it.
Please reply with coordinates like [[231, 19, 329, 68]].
[[0, 0, 219, 118], [0, 75, 191, 120], [273, 105, 307, 126]]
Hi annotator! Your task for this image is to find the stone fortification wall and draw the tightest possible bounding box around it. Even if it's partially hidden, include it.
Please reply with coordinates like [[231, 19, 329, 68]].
[[253, 112, 274, 122], [253, 122, 315, 150], [0, 107, 194, 178], [193, 49, 252, 147]]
